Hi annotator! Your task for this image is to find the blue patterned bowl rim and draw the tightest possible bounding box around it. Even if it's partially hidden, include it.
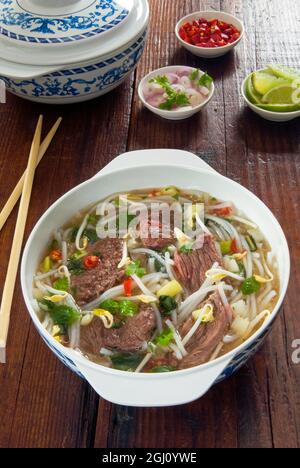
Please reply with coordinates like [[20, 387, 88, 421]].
[[0, 0, 149, 68], [0, 0, 133, 43]]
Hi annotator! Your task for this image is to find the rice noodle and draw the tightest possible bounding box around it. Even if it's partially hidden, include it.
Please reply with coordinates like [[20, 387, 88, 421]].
[[131, 274, 156, 298], [257, 282, 272, 304], [34, 269, 59, 281], [229, 215, 258, 229], [181, 308, 207, 346], [253, 255, 264, 276], [207, 201, 233, 211], [165, 251, 175, 280], [171, 310, 177, 325], [151, 303, 163, 333], [100, 347, 114, 357], [69, 320, 80, 348], [206, 268, 245, 282], [61, 240, 68, 265], [261, 290, 277, 308], [148, 257, 155, 273], [165, 319, 187, 356], [249, 293, 257, 320], [195, 213, 211, 235], [229, 291, 243, 305], [217, 282, 229, 307], [53, 229, 62, 248], [169, 343, 183, 360], [135, 353, 153, 373], [118, 241, 128, 268], [244, 310, 271, 338], [75, 213, 89, 251], [223, 334, 238, 343]]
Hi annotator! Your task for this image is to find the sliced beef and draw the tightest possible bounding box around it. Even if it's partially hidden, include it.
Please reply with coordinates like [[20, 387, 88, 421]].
[[71, 238, 124, 306], [174, 234, 222, 292], [177, 291, 231, 369], [139, 214, 175, 250], [79, 304, 156, 356]]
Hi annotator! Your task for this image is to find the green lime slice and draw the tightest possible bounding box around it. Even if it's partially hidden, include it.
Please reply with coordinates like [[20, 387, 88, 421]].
[[256, 103, 300, 113], [262, 84, 297, 104], [267, 64, 300, 82], [245, 75, 262, 104], [252, 71, 290, 95]]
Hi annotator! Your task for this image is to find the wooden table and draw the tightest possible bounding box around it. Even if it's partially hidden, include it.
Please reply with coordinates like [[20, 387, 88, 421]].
[[0, 0, 300, 449]]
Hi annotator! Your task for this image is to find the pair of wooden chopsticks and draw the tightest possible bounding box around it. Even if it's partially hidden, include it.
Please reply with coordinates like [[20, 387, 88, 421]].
[[0, 116, 62, 363]]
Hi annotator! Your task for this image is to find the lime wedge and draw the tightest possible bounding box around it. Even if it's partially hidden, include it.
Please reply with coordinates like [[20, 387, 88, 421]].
[[262, 84, 296, 104], [267, 65, 300, 82], [257, 103, 300, 113], [252, 71, 290, 95], [245, 75, 262, 104]]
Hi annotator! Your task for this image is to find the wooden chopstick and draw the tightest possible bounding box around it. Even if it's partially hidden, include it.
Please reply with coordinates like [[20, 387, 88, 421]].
[[0, 115, 43, 363], [0, 117, 62, 233]]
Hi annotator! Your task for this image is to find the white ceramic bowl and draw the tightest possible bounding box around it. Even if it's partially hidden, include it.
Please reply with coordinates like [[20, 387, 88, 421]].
[[241, 74, 300, 122], [175, 11, 244, 58], [21, 154, 290, 407], [138, 66, 215, 120]]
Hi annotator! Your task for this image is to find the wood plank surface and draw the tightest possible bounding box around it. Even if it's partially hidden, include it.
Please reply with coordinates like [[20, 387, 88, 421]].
[[0, 0, 299, 448]]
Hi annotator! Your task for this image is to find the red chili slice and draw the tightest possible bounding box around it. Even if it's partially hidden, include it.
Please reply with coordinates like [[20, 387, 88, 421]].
[[83, 255, 100, 269], [179, 18, 240, 48]]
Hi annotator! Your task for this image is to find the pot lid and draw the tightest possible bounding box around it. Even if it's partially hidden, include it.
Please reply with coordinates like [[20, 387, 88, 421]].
[[0, 0, 148, 66]]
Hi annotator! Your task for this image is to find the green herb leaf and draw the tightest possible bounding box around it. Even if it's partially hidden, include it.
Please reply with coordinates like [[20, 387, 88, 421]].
[[110, 353, 144, 371], [53, 277, 69, 292], [87, 214, 100, 225], [180, 244, 193, 254], [84, 229, 98, 243], [241, 276, 261, 295], [151, 365, 176, 373], [70, 227, 79, 243], [99, 299, 120, 314], [190, 68, 200, 81], [41, 300, 80, 327], [67, 258, 85, 275], [159, 295, 177, 315], [150, 74, 190, 111], [119, 300, 139, 317], [154, 328, 174, 347], [125, 260, 146, 278], [198, 72, 213, 88]]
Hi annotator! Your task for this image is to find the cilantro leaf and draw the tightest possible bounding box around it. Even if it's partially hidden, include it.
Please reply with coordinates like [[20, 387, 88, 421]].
[[53, 277, 69, 292], [125, 260, 146, 278], [198, 72, 213, 88], [41, 300, 80, 327], [190, 68, 201, 81]]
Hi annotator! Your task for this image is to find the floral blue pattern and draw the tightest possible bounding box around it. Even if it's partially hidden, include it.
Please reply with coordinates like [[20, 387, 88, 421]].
[[0, 34, 145, 99], [0, 0, 129, 43]]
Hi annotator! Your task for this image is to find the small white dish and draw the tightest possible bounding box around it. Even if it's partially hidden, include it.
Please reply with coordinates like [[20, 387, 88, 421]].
[[241, 74, 300, 122], [175, 11, 244, 58], [138, 66, 215, 120]]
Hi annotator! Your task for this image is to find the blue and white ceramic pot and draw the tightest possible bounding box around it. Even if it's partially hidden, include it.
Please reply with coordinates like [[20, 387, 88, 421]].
[[21, 150, 290, 407], [0, 0, 149, 103]]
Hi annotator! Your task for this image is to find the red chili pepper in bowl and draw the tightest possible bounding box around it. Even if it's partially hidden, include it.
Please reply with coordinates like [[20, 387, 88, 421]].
[[49, 249, 62, 262], [83, 255, 100, 269], [179, 18, 241, 48]]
